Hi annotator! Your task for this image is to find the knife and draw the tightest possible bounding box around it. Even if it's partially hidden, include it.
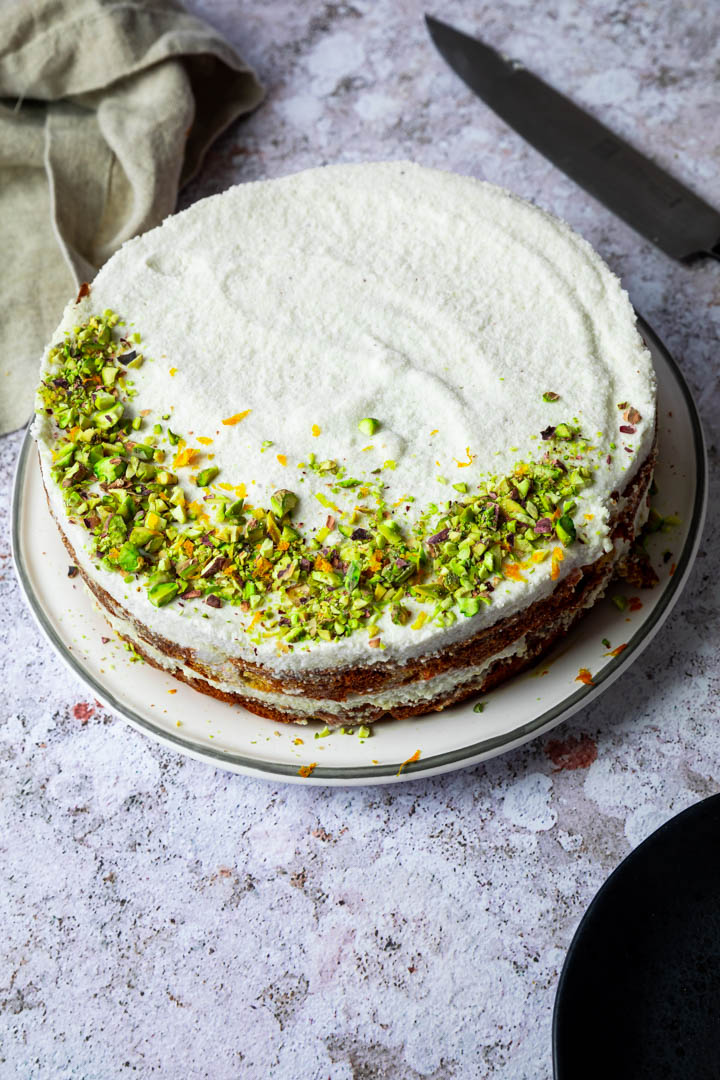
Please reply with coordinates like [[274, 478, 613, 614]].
[[425, 15, 720, 263]]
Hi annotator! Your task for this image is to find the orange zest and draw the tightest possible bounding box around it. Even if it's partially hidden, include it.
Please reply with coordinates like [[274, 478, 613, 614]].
[[454, 446, 476, 468], [173, 446, 197, 468], [218, 482, 247, 498], [187, 500, 209, 522], [397, 749, 421, 776], [222, 410, 251, 425]]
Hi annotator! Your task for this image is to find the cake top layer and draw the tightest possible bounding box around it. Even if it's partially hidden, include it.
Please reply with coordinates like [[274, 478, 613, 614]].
[[34, 162, 656, 672]]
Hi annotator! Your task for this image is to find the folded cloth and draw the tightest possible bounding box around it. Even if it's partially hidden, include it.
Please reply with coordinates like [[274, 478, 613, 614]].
[[0, 0, 264, 435]]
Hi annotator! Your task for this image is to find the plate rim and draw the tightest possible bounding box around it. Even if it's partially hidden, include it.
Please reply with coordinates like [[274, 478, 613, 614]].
[[11, 317, 707, 784], [551, 791, 720, 1076]]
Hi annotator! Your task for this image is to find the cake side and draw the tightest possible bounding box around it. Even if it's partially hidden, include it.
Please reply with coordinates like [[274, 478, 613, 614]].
[[41, 437, 655, 724]]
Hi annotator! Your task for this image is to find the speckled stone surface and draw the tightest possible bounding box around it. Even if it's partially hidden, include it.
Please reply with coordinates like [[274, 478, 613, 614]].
[[2, 1, 719, 1076]]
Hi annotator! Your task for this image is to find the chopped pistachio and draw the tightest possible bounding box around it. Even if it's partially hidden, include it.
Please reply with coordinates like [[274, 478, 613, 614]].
[[129, 525, 158, 547], [93, 402, 124, 430], [345, 561, 361, 591], [132, 443, 155, 462], [377, 520, 402, 545], [148, 581, 178, 606], [226, 498, 245, 518], [358, 417, 380, 436], [270, 489, 299, 518], [555, 514, 576, 545], [196, 466, 219, 487], [144, 511, 163, 531], [118, 542, 141, 572], [93, 457, 124, 483]]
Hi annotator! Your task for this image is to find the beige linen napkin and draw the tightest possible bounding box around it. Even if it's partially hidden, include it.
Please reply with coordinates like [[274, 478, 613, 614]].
[[0, 0, 264, 434]]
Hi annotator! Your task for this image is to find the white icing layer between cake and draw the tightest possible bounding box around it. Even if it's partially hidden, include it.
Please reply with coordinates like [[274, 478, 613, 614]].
[[34, 162, 656, 674], [100, 605, 528, 719]]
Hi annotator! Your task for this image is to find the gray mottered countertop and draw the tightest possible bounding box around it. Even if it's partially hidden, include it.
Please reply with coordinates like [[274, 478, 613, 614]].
[[2, 1, 719, 1077]]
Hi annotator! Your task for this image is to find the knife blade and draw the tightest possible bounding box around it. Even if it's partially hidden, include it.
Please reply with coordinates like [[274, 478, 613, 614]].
[[426, 15, 720, 262]]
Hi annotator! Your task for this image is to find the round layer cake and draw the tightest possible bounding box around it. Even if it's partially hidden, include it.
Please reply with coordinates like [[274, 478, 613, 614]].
[[33, 162, 657, 725]]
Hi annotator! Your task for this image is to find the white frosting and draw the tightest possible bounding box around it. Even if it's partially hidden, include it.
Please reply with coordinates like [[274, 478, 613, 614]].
[[34, 162, 656, 676]]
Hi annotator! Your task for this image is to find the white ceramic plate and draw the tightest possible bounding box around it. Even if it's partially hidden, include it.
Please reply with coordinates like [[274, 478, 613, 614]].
[[12, 319, 706, 785]]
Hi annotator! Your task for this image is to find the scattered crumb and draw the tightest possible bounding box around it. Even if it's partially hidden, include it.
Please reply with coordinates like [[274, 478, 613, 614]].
[[397, 749, 421, 776]]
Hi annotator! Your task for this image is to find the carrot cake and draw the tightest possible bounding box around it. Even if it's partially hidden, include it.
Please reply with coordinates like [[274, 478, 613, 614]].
[[33, 162, 657, 724]]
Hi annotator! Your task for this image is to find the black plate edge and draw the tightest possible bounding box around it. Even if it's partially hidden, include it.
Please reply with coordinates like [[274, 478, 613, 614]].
[[552, 791, 720, 1077]]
